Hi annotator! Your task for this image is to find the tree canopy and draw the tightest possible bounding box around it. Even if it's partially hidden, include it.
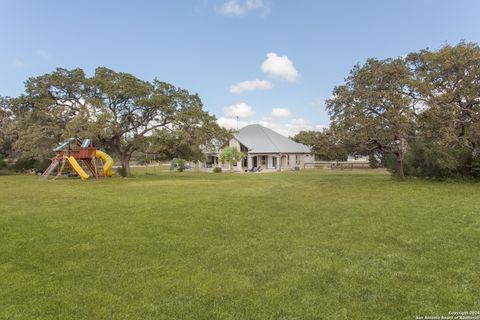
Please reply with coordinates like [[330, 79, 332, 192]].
[[327, 41, 480, 178], [292, 129, 347, 161], [0, 96, 14, 158], [2, 42, 480, 180], [326, 58, 417, 177], [2, 67, 229, 176]]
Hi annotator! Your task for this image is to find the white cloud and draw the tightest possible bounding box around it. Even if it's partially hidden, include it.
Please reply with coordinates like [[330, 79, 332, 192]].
[[13, 58, 24, 68], [271, 108, 292, 117], [245, 0, 269, 12], [215, 0, 270, 16], [229, 78, 273, 94], [217, 117, 249, 130], [36, 49, 49, 59], [224, 102, 255, 118], [261, 52, 300, 82], [216, 0, 245, 16]]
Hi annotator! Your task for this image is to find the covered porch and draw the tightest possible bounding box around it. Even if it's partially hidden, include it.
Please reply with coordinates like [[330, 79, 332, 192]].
[[204, 154, 220, 168], [243, 154, 285, 171]]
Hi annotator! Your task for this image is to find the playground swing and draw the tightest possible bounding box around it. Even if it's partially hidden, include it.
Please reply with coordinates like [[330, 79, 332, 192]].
[[144, 152, 159, 176], [42, 138, 115, 181]]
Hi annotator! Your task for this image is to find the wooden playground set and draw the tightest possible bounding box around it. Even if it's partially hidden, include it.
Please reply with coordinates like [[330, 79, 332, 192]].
[[42, 138, 114, 181]]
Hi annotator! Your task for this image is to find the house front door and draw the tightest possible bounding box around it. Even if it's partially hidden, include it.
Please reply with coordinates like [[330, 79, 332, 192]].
[[253, 156, 257, 167]]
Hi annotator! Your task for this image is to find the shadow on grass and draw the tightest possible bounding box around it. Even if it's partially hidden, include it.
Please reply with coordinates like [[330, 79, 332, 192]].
[[0, 170, 20, 176]]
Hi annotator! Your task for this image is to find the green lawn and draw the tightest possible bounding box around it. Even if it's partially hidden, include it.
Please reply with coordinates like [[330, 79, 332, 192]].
[[0, 169, 479, 319]]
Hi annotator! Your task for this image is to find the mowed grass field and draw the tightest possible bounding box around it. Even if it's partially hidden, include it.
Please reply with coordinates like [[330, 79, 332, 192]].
[[0, 169, 479, 319]]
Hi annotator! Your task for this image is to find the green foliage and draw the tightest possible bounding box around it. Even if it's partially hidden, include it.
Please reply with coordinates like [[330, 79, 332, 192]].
[[12, 158, 51, 173], [212, 166, 222, 173], [471, 160, 480, 178], [176, 159, 187, 172], [293, 129, 348, 161], [133, 152, 160, 165], [403, 140, 473, 179], [150, 127, 231, 163], [12, 158, 36, 172], [0, 97, 15, 158], [328, 41, 480, 179], [400, 42, 480, 179], [291, 130, 318, 147], [382, 153, 398, 173], [219, 147, 245, 171], [327, 58, 414, 178], [406, 41, 480, 155], [35, 158, 52, 173], [116, 166, 128, 177], [3, 67, 227, 177], [0, 158, 6, 170], [8, 70, 88, 159]]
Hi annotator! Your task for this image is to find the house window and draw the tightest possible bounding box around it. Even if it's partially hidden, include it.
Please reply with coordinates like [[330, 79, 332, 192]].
[[240, 144, 248, 153], [261, 156, 266, 166], [287, 155, 290, 166], [295, 155, 300, 165]]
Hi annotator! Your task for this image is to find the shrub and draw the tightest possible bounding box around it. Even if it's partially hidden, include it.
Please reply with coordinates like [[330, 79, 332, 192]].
[[12, 158, 39, 172], [117, 166, 128, 177], [12, 158, 49, 173], [0, 158, 6, 170], [470, 160, 480, 178], [213, 167, 222, 173], [34, 158, 52, 173], [176, 159, 187, 172], [382, 153, 398, 173], [403, 140, 473, 179]]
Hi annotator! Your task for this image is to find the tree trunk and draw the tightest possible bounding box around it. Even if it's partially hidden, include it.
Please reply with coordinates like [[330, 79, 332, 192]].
[[396, 158, 405, 179], [396, 137, 408, 179], [120, 153, 132, 177]]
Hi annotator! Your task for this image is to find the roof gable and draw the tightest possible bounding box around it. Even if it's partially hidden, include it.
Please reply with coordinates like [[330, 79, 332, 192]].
[[235, 124, 311, 154]]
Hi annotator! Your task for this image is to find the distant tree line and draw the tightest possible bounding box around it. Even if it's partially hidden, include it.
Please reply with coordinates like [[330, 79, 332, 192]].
[[0, 67, 230, 176], [294, 42, 480, 179]]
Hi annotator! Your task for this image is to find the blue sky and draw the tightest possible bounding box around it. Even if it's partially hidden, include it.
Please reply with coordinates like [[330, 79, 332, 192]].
[[1, 0, 479, 136]]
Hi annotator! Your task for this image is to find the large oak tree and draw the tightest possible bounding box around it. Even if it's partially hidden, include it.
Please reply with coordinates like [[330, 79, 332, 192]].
[[10, 67, 227, 176], [326, 58, 418, 177], [406, 42, 480, 158]]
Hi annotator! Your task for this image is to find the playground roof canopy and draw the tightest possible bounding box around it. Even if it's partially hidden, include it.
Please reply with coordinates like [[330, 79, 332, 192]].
[[53, 138, 94, 151], [53, 138, 77, 152]]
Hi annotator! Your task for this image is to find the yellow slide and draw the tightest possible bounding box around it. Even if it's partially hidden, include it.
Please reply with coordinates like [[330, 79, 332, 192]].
[[95, 150, 115, 177], [67, 156, 90, 181]]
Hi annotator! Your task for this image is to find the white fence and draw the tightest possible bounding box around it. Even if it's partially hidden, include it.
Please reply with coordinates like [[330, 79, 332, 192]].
[[304, 161, 371, 170]]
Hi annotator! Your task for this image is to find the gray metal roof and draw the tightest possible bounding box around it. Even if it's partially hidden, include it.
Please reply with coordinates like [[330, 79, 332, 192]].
[[235, 124, 311, 154]]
